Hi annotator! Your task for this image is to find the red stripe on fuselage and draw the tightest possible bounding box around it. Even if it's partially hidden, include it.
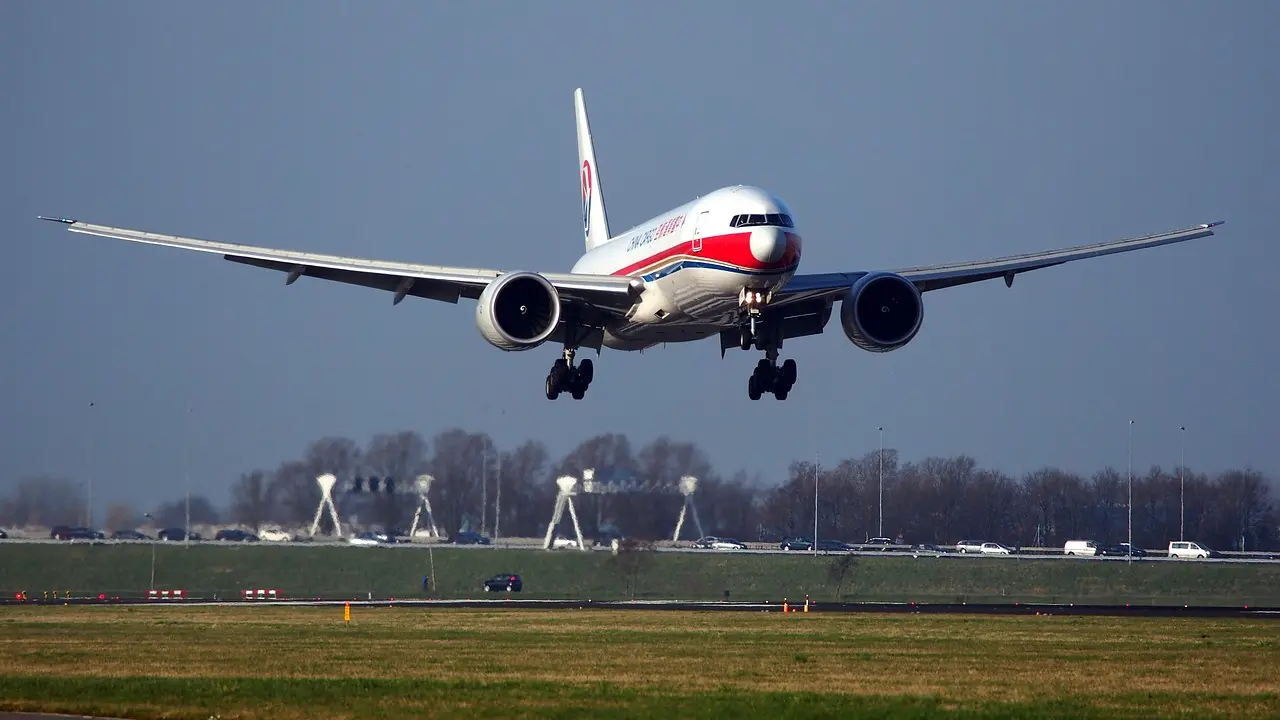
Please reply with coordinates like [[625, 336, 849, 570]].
[[611, 231, 802, 277]]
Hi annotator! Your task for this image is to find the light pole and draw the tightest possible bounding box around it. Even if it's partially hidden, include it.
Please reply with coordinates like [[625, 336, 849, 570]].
[[480, 443, 488, 537], [1179, 425, 1186, 541], [183, 407, 191, 547], [494, 449, 502, 544], [87, 401, 96, 528], [1127, 419, 1134, 564], [878, 427, 884, 538], [144, 512, 156, 591], [813, 450, 820, 555]]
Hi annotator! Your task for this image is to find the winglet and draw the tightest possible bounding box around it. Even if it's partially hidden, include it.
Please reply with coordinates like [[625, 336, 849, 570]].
[[38, 215, 77, 224], [1203, 221, 1225, 229]]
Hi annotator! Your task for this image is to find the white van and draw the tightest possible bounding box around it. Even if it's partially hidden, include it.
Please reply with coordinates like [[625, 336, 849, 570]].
[[1168, 541, 1211, 559], [1063, 540, 1098, 556]]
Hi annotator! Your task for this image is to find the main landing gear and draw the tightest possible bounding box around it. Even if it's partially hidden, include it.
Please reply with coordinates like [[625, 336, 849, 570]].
[[748, 355, 796, 400], [546, 347, 593, 400]]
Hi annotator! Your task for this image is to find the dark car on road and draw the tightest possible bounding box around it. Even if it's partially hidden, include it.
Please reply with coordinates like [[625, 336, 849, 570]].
[[110, 529, 149, 540], [451, 531, 491, 545], [158, 527, 200, 541], [51, 526, 103, 540], [1100, 543, 1147, 557], [483, 574, 522, 592], [779, 537, 813, 551]]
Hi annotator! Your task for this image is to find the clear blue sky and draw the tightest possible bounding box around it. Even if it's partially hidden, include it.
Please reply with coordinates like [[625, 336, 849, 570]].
[[3, 2, 1277, 512]]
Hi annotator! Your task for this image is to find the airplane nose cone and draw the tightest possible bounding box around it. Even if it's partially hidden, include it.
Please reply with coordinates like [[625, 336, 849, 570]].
[[749, 228, 786, 264]]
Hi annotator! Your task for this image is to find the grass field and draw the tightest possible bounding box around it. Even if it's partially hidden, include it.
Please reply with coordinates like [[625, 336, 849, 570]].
[[0, 606, 1276, 719], [3, 543, 1280, 605]]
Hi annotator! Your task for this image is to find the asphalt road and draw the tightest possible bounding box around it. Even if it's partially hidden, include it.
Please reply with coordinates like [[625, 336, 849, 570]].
[[3, 537, 1278, 562], [4, 595, 1278, 617]]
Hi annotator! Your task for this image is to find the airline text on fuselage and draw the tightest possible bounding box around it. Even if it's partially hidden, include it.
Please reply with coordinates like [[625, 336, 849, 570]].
[[625, 214, 686, 253]]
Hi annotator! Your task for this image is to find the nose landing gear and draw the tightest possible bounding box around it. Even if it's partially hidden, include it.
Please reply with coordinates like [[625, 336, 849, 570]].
[[546, 347, 593, 400]]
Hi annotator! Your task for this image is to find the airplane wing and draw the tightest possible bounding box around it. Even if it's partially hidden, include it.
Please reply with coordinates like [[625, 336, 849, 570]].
[[774, 221, 1223, 305], [37, 217, 642, 313]]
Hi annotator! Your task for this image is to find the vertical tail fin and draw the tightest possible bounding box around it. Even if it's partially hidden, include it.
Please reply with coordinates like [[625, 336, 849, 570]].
[[575, 88, 611, 251]]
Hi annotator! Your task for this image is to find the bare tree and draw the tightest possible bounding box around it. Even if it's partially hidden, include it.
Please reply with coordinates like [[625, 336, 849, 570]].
[[151, 495, 220, 528], [606, 537, 656, 599], [268, 460, 319, 529], [362, 431, 429, 531], [428, 428, 491, 537], [497, 440, 554, 538], [229, 470, 275, 531], [827, 554, 859, 600], [0, 475, 85, 527], [557, 433, 639, 538], [103, 503, 143, 531]]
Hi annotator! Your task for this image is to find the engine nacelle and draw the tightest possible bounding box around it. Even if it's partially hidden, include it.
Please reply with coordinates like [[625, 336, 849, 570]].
[[475, 271, 562, 351], [840, 272, 924, 352]]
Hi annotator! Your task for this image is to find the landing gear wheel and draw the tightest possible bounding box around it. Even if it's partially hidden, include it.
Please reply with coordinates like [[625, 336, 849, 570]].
[[546, 358, 571, 400], [739, 327, 752, 351], [747, 374, 762, 401], [547, 354, 594, 400], [780, 358, 797, 386]]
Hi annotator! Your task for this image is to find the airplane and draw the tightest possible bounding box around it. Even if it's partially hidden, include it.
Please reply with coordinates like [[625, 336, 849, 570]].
[[39, 88, 1223, 401]]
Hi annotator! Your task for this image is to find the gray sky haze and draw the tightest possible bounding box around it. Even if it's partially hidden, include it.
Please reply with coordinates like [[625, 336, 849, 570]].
[[3, 2, 1277, 511]]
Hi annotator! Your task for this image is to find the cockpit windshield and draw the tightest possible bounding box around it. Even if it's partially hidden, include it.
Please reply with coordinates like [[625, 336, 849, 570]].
[[729, 213, 794, 229]]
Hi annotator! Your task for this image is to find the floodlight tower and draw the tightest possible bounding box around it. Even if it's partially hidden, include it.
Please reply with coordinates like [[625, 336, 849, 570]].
[[409, 474, 442, 538], [542, 475, 586, 551], [309, 474, 344, 538], [672, 476, 706, 542]]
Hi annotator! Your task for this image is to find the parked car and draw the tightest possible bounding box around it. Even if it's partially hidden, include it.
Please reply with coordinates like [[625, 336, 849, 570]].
[[1064, 540, 1099, 556], [955, 540, 985, 554], [779, 537, 813, 551], [816, 539, 854, 552], [1099, 543, 1146, 557], [157, 527, 199, 541], [483, 574, 522, 592], [978, 542, 1012, 555], [864, 537, 894, 549], [110, 529, 149, 540], [1169, 541, 1214, 559], [53, 526, 103, 540], [551, 534, 579, 549], [694, 536, 746, 550], [258, 527, 292, 542], [451, 531, 491, 545], [348, 531, 390, 546], [911, 543, 943, 553], [215, 529, 260, 542], [0, 528, 8, 539]]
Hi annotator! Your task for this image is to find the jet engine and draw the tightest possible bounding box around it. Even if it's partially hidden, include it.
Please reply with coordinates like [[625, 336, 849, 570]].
[[839, 272, 924, 352], [475, 271, 562, 350]]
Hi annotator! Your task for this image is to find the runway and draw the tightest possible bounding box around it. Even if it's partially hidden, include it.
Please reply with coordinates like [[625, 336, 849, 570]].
[[4, 595, 1277, 617], [0, 715, 126, 720]]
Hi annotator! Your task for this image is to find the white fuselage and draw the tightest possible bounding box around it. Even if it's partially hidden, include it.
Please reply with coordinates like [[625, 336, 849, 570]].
[[570, 185, 803, 350]]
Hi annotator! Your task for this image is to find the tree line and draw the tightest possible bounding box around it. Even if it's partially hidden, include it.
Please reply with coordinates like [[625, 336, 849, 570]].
[[2, 429, 1276, 551]]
